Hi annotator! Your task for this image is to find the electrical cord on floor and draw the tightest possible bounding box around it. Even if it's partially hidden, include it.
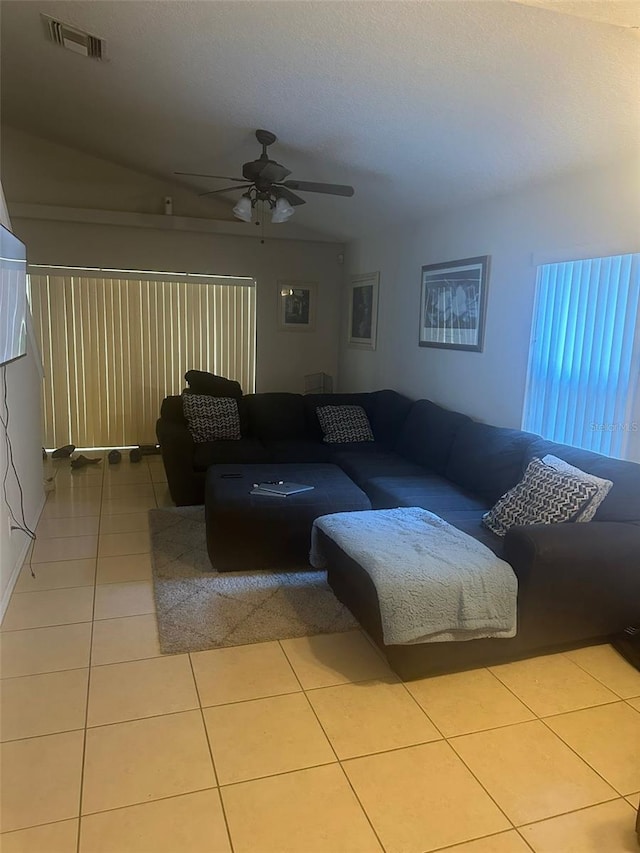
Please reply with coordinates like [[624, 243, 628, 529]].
[[0, 366, 38, 561]]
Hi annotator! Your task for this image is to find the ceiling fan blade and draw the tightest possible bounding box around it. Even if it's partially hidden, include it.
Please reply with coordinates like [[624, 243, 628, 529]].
[[257, 161, 291, 183], [198, 184, 252, 197], [174, 172, 246, 181], [282, 180, 354, 197], [274, 187, 306, 207]]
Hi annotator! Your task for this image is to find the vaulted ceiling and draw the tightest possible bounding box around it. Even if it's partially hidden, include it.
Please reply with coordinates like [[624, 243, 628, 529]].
[[1, 0, 638, 241]]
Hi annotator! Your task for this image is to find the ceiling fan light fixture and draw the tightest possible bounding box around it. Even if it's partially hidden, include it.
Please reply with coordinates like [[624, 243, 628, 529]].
[[271, 196, 294, 224], [233, 194, 253, 222]]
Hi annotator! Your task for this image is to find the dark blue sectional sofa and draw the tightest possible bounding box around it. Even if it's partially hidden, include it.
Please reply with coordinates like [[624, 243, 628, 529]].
[[157, 385, 640, 677]]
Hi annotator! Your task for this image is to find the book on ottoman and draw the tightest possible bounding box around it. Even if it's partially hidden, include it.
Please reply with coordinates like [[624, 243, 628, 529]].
[[251, 482, 315, 496]]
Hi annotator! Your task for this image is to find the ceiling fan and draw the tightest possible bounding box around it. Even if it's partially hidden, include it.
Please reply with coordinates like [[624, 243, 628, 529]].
[[175, 129, 355, 224]]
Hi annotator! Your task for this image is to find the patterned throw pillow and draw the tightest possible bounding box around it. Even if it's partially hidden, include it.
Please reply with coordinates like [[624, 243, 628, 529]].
[[316, 405, 374, 443], [541, 455, 613, 522], [182, 394, 241, 442], [483, 457, 599, 537]]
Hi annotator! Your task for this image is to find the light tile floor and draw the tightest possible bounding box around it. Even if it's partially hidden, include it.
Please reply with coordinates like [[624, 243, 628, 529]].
[[1, 454, 639, 852]]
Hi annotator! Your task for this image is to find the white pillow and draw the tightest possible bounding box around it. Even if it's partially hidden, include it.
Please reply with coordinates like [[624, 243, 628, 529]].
[[483, 457, 599, 537], [541, 455, 613, 522]]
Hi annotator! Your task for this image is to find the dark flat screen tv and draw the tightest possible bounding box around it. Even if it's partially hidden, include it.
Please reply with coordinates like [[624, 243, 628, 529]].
[[0, 224, 27, 366]]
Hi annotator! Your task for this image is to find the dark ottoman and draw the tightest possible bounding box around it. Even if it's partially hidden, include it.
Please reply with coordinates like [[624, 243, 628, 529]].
[[205, 463, 371, 572]]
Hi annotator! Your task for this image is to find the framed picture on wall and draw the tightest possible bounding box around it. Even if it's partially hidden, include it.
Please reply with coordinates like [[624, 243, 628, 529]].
[[277, 281, 317, 331], [348, 272, 379, 350], [418, 255, 490, 351]]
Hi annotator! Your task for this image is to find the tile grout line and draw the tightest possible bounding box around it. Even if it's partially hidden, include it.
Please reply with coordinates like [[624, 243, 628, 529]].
[[5, 461, 637, 845], [390, 673, 449, 739], [1, 617, 95, 634], [487, 668, 629, 799], [514, 794, 637, 829], [66, 785, 222, 822], [277, 638, 389, 852], [186, 651, 236, 853], [401, 667, 538, 836], [78, 458, 157, 844], [188, 641, 632, 840], [471, 671, 627, 815], [514, 828, 539, 853], [490, 655, 626, 705], [0, 664, 90, 682], [303, 704, 387, 851], [75, 464, 105, 853], [487, 663, 630, 724], [538, 697, 626, 720], [437, 738, 517, 834], [4, 571, 154, 599], [536, 713, 627, 800], [0, 816, 81, 841], [427, 827, 536, 853], [560, 648, 640, 702]]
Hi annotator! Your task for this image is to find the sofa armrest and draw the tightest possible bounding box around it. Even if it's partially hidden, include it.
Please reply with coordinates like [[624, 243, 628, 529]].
[[504, 521, 640, 582], [155, 417, 198, 506], [503, 521, 640, 640]]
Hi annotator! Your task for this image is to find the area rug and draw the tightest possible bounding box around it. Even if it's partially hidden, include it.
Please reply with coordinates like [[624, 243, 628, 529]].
[[148, 506, 358, 654]]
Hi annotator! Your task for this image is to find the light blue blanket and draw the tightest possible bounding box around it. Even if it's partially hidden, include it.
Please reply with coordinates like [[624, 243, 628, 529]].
[[310, 507, 517, 645]]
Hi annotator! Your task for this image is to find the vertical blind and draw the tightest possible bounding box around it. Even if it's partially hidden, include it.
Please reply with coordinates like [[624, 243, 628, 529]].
[[522, 253, 640, 458], [29, 270, 256, 448]]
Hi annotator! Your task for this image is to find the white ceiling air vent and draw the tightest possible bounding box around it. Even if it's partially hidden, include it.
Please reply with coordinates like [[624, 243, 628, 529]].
[[41, 14, 105, 60]]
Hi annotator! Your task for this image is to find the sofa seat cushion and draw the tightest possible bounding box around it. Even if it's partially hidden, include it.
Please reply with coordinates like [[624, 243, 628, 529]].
[[327, 446, 426, 487], [262, 439, 333, 463], [446, 421, 537, 504], [193, 439, 270, 471], [442, 512, 504, 557], [365, 474, 491, 514]]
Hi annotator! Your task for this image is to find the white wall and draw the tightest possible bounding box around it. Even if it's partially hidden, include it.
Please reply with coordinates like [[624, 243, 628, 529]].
[[340, 156, 640, 459], [0, 183, 45, 619], [1, 125, 233, 221], [2, 127, 346, 394]]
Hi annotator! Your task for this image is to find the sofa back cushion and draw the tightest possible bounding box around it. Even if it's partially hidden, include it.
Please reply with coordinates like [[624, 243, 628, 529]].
[[244, 393, 307, 440], [446, 421, 537, 504], [184, 370, 243, 398], [524, 438, 640, 523], [372, 390, 414, 449], [304, 393, 376, 440], [395, 400, 472, 475]]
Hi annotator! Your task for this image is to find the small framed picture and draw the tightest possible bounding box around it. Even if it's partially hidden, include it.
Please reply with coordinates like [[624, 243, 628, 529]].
[[277, 281, 317, 331], [419, 256, 490, 351], [348, 272, 379, 350]]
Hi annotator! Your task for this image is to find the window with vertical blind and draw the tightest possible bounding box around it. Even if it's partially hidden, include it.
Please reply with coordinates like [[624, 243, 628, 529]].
[[522, 253, 640, 459], [28, 268, 256, 448]]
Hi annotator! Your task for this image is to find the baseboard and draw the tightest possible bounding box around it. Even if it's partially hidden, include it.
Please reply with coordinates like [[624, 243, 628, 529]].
[[0, 492, 46, 623]]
